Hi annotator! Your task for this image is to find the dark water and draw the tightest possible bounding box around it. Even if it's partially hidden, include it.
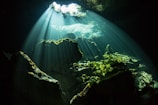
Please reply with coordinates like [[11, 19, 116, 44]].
[[1, 0, 158, 105]]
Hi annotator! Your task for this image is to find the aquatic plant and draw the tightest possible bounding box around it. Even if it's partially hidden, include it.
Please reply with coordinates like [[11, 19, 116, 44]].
[[69, 44, 158, 104], [72, 44, 139, 85], [17, 44, 158, 105]]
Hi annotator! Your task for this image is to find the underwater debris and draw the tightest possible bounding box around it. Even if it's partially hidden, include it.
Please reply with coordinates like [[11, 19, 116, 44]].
[[133, 71, 158, 91], [70, 83, 91, 104], [16, 44, 158, 105], [18, 51, 59, 84], [69, 45, 158, 104], [72, 45, 139, 85]]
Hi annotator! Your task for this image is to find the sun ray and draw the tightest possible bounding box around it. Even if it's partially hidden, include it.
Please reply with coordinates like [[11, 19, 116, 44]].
[[14, 1, 158, 105]]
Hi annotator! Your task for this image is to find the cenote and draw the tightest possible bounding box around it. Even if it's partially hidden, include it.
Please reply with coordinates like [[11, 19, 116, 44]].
[[3, 0, 157, 105]]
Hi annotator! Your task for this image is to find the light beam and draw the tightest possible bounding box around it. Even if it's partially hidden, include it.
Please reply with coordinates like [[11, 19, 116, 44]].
[[14, 2, 158, 104]]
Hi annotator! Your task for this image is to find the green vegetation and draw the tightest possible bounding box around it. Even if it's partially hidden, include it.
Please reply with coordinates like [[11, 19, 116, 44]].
[[72, 44, 141, 85], [18, 44, 158, 104]]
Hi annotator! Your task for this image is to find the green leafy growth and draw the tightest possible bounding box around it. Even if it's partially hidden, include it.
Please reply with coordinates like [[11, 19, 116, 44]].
[[73, 44, 140, 85]]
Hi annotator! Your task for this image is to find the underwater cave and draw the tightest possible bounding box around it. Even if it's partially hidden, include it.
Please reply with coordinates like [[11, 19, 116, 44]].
[[1, 0, 158, 105]]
